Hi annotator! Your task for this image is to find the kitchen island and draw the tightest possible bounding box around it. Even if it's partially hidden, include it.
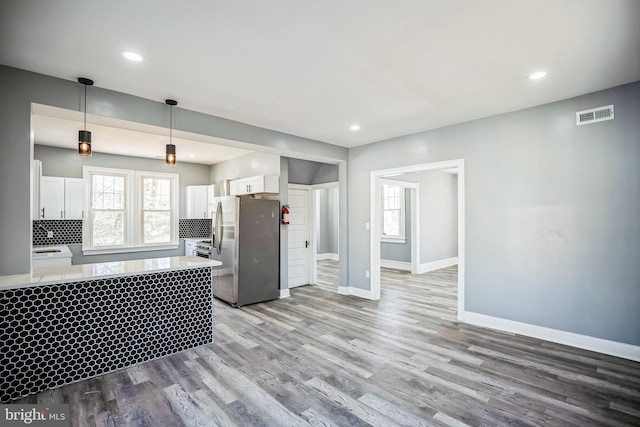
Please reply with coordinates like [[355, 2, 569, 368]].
[[0, 256, 221, 402]]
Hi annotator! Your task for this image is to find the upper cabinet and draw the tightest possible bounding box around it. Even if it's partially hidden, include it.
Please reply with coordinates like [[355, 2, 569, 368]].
[[186, 184, 215, 219], [230, 175, 279, 196], [64, 179, 86, 219], [39, 177, 64, 219], [39, 177, 86, 220]]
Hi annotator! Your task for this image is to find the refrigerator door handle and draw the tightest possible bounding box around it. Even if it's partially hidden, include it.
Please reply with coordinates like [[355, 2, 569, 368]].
[[215, 201, 223, 254]]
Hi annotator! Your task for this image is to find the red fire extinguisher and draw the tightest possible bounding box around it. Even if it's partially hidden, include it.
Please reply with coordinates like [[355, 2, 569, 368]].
[[282, 205, 290, 225]]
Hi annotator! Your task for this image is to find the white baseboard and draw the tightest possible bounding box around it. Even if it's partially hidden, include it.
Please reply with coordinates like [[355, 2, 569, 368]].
[[337, 286, 376, 300], [464, 311, 640, 362], [317, 253, 339, 261], [380, 259, 411, 271], [417, 257, 458, 274], [279, 289, 290, 299]]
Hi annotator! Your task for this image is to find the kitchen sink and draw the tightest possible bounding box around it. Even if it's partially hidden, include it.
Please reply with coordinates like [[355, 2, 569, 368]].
[[33, 249, 62, 254], [32, 245, 72, 269]]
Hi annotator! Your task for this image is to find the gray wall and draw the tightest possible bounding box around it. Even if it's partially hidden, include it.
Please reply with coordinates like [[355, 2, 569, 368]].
[[349, 81, 640, 346], [314, 163, 340, 184], [394, 171, 458, 264], [34, 145, 211, 218], [380, 189, 411, 262], [279, 157, 289, 290], [0, 65, 346, 275], [209, 152, 281, 190], [316, 187, 339, 255], [419, 172, 457, 263], [288, 158, 339, 185]]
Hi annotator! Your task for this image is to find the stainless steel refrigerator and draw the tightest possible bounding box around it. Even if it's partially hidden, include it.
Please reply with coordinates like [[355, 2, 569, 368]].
[[212, 196, 280, 307]]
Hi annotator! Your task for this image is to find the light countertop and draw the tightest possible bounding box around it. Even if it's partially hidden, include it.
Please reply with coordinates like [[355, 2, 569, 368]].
[[0, 256, 221, 290]]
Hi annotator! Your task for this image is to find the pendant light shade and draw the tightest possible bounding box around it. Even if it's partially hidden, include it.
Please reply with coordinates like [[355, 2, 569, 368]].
[[165, 99, 178, 166], [165, 142, 176, 165], [78, 77, 94, 157]]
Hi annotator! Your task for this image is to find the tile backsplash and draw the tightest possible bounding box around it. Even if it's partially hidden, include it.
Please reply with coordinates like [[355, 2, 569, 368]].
[[33, 220, 83, 246], [179, 218, 212, 239], [33, 218, 212, 246]]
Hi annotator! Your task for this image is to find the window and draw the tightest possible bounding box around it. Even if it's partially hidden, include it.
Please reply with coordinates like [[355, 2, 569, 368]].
[[91, 173, 127, 247], [141, 175, 173, 244], [83, 166, 178, 253], [382, 184, 405, 242]]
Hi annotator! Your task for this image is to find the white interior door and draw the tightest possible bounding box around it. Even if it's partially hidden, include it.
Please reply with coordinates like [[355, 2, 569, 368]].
[[288, 188, 310, 288]]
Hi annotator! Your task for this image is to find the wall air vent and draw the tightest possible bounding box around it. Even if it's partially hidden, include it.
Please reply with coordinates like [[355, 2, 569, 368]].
[[576, 105, 614, 126]]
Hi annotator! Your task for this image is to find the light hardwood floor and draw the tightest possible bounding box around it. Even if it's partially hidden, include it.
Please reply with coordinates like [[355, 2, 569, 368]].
[[15, 260, 640, 426]]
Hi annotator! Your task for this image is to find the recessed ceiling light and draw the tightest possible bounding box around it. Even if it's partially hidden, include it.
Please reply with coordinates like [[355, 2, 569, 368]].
[[188, 153, 196, 158], [528, 71, 547, 80], [122, 51, 144, 62], [350, 124, 360, 131]]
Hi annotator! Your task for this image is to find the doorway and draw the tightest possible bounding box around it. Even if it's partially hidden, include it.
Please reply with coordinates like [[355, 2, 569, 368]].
[[370, 159, 465, 321], [287, 183, 340, 291], [312, 183, 339, 292], [287, 187, 311, 288]]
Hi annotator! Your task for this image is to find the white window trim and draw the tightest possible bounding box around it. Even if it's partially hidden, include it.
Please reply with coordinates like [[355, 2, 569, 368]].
[[380, 179, 413, 244], [135, 170, 179, 247], [83, 166, 179, 254]]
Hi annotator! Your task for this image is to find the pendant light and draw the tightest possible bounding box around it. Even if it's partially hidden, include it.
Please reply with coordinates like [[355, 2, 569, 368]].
[[165, 99, 177, 166], [78, 77, 94, 156]]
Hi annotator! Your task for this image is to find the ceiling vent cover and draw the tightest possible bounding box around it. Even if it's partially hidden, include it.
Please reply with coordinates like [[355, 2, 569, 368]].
[[576, 105, 614, 126]]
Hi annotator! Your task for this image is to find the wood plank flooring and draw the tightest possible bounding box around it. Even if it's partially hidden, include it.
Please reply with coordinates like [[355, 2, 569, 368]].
[[14, 260, 640, 426]]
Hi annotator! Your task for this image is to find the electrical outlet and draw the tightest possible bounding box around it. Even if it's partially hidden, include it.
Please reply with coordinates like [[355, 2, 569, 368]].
[[47, 231, 53, 238], [365, 270, 370, 279]]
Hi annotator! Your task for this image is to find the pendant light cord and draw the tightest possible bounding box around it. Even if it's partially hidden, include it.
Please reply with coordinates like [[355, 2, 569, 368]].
[[83, 83, 87, 130], [164, 99, 177, 165]]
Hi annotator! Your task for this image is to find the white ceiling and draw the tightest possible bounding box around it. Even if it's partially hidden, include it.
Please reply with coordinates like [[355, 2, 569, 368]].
[[31, 104, 254, 165], [2, 1, 639, 148]]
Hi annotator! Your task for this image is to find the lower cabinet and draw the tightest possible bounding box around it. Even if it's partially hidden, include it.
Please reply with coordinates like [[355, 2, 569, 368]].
[[184, 239, 198, 256]]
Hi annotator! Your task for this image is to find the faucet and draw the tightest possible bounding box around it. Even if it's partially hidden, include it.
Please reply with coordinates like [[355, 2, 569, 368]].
[[36, 221, 51, 233]]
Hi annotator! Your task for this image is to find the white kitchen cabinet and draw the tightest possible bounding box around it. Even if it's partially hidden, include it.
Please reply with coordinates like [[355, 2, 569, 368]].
[[230, 175, 279, 196], [40, 177, 65, 219], [229, 180, 238, 196], [39, 177, 86, 219], [186, 184, 215, 218], [64, 178, 87, 219]]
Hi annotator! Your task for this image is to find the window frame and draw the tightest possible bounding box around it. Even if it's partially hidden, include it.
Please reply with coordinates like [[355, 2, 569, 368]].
[[83, 166, 179, 254], [381, 181, 406, 244], [136, 171, 178, 247]]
